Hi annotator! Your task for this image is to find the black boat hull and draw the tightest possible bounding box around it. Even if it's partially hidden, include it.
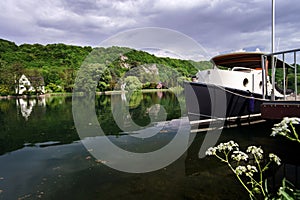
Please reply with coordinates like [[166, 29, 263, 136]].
[[184, 81, 266, 121]]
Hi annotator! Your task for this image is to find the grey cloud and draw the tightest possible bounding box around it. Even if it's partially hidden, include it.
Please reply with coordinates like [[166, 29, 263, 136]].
[[0, 0, 299, 56]]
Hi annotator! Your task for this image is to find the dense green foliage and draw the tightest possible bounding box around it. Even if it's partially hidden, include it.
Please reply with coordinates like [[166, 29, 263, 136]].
[[0, 38, 211, 96], [274, 67, 300, 94], [0, 39, 92, 94], [124, 76, 142, 91]]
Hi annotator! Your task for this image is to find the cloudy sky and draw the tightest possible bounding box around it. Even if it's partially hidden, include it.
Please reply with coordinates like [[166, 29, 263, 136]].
[[0, 0, 299, 58]]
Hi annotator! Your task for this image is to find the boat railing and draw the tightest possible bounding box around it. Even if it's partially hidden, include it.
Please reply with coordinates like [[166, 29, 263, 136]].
[[262, 48, 300, 101]]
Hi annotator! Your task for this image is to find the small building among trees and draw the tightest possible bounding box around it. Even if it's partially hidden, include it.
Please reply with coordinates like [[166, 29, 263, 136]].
[[15, 74, 45, 95]]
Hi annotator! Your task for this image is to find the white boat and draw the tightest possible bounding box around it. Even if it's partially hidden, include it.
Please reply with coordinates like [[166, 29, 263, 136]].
[[184, 52, 288, 122]]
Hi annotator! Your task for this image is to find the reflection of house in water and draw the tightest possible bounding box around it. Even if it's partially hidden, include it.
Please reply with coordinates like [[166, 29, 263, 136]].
[[120, 83, 127, 101], [16, 97, 46, 120], [121, 92, 126, 102]]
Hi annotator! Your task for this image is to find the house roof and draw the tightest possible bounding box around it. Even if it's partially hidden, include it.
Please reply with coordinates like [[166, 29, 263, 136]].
[[20, 74, 45, 84], [27, 75, 44, 83]]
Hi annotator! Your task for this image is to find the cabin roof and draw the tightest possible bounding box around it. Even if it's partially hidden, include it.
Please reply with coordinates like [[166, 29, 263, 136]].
[[19, 74, 45, 84], [211, 52, 288, 69]]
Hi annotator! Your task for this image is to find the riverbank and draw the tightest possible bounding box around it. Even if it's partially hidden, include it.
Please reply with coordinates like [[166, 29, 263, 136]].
[[96, 88, 171, 95], [0, 88, 183, 99], [0, 93, 71, 100]]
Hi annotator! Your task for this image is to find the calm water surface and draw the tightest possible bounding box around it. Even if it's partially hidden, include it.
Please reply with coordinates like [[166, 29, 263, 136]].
[[0, 91, 299, 200]]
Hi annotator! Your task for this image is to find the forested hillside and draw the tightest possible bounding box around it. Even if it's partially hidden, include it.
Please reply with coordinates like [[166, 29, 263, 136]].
[[0, 39, 211, 95]]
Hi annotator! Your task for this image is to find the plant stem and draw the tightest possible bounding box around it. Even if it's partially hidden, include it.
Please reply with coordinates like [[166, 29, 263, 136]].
[[254, 154, 266, 197], [227, 162, 255, 198], [215, 153, 227, 163], [215, 152, 255, 198], [290, 122, 300, 144], [261, 162, 271, 172]]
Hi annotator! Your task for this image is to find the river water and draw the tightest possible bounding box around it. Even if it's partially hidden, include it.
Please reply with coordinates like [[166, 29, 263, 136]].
[[0, 91, 299, 199]]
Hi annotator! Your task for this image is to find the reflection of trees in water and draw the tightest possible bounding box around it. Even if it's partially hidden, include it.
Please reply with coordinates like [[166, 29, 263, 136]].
[[126, 91, 181, 127], [95, 91, 183, 135], [0, 92, 183, 154], [95, 94, 121, 135], [0, 96, 78, 155], [128, 91, 143, 109]]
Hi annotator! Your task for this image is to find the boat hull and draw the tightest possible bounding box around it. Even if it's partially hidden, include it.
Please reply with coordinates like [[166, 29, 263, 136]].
[[184, 81, 266, 122]]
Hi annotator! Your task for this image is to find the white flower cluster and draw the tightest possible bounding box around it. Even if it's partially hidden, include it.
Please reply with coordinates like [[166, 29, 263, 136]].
[[216, 140, 239, 152], [206, 140, 282, 198], [206, 141, 281, 167], [235, 165, 247, 175], [246, 146, 263, 159], [269, 153, 281, 165], [245, 165, 258, 177], [283, 117, 300, 124], [231, 150, 248, 162], [205, 140, 239, 155], [234, 165, 258, 177], [271, 117, 300, 137], [205, 147, 217, 155]]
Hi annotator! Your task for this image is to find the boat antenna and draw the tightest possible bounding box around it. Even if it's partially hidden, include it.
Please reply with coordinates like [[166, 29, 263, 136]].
[[276, 37, 280, 52], [270, 0, 276, 101], [272, 0, 275, 53]]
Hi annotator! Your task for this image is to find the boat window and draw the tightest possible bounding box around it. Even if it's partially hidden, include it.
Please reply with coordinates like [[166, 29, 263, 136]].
[[243, 78, 249, 87]]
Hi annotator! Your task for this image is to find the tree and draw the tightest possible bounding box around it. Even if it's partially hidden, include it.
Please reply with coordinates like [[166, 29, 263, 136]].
[[26, 69, 45, 94], [11, 62, 25, 95], [0, 59, 11, 95], [0, 38, 213, 94], [124, 76, 142, 91]]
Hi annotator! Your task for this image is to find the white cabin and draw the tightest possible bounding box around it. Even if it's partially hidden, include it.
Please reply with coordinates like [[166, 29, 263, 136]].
[[16, 74, 45, 95], [196, 52, 285, 98]]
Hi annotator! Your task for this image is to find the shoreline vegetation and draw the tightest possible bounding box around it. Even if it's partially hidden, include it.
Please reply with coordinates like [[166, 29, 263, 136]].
[[0, 88, 180, 99], [1, 38, 298, 97], [0, 38, 212, 97]]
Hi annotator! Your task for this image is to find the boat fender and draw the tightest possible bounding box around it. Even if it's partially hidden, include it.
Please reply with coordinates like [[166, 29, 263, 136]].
[[248, 95, 255, 113]]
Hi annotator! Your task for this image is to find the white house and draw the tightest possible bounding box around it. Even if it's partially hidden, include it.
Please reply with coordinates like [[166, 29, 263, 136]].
[[16, 74, 45, 95]]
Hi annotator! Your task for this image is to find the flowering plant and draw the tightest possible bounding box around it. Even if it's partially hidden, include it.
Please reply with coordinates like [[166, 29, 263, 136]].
[[271, 117, 300, 143], [206, 141, 281, 199]]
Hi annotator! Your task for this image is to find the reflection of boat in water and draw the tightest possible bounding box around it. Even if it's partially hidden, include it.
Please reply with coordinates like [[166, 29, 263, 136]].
[[184, 52, 289, 122]]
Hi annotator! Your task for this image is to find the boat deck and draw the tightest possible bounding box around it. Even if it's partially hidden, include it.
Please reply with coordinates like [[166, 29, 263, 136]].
[[261, 96, 300, 120], [189, 113, 265, 133], [260, 49, 300, 120]]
